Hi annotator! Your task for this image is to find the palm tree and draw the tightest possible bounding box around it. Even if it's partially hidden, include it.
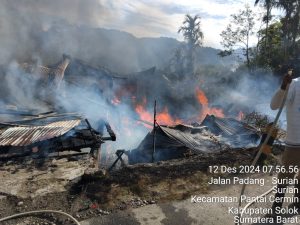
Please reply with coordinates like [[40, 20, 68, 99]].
[[178, 14, 203, 47], [178, 14, 203, 73]]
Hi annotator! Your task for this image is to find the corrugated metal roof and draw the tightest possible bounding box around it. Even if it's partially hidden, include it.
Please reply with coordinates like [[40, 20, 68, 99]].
[[0, 119, 81, 146], [201, 115, 258, 136]]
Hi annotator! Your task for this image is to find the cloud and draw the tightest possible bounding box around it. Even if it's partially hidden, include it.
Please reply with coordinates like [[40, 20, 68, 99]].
[[213, 0, 244, 4], [0, 0, 263, 50], [149, 2, 198, 15], [105, 0, 257, 48]]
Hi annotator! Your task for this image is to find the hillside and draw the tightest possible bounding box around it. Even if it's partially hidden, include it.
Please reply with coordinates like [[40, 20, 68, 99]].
[[3, 20, 234, 74]]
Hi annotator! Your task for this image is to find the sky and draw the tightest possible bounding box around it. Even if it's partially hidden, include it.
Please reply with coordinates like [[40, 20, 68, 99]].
[[2, 0, 279, 49], [88, 0, 268, 48], [100, 0, 259, 48]]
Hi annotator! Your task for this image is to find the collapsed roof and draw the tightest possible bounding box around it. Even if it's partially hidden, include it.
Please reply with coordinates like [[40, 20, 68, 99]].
[[128, 115, 260, 164], [0, 119, 81, 147], [199, 115, 260, 145], [0, 110, 116, 159]]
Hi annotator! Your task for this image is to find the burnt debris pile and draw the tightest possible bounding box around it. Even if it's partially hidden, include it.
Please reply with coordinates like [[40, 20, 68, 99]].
[[0, 53, 276, 166], [0, 54, 118, 162], [0, 111, 116, 160], [128, 115, 261, 164]]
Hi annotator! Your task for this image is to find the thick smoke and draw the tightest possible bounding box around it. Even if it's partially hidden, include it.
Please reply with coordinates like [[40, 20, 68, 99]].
[[0, 61, 149, 164], [0, 0, 172, 159], [0, 0, 288, 166], [211, 69, 285, 126], [0, 0, 106, 64], [1, 61, 50, 111], [235, 72, 286, 127], [55, 80, 149, 150], [0, 0, 177, 73]]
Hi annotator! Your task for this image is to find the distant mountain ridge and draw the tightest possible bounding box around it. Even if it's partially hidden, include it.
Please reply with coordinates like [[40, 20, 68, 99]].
[[12, 21, 235, 74]]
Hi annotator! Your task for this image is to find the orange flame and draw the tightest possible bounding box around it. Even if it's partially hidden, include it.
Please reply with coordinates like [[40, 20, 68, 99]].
[[195, 87, 224, 121], [156, 107, 182, 125], [135, 107, 153, 128], [135, 98, 182, 127], [134, 87, 226, 127], [237, 111, 244, 121], [195, 87, 208, 106]]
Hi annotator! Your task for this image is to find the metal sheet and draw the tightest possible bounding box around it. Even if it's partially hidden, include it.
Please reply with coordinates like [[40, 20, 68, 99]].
[[0, 120, 81, 146]]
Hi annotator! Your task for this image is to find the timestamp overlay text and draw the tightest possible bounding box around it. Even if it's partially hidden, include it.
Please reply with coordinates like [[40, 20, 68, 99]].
[[191, 165, 300, 224]]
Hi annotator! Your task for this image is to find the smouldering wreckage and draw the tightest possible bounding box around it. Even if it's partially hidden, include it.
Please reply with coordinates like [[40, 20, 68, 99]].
[[0, 109, 264, 166], [128, 114, 262, 164], [0, 54, 117, 161], [0, 111, 116, 160], [0, 54, 277, 167]]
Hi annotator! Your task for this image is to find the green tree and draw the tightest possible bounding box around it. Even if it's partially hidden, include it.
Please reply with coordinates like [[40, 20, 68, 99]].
[[255, 0, 300, 63], [178, 14, 204, 73], [220, 4, 256, 70], [254, 21, 284, 69], [254, 0, 276, 59], [277, 0, 300, 61]]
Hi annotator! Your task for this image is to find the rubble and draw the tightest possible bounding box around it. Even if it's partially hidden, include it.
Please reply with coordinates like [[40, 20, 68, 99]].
[[0, 111, 116, 160], [0, 53, 283, 225], [128, 114, 260, 164]]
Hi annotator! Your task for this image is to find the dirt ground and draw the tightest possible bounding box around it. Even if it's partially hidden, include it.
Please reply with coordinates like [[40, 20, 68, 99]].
[[0, 148, 260, 225], [81, 173, 278, 225]]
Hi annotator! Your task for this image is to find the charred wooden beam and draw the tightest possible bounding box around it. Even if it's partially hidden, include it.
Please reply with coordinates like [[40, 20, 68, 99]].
[[108, 149, 125, 171]]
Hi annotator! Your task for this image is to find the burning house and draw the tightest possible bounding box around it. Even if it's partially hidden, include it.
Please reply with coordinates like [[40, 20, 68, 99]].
[[111, 66, 247, 129], [100, 64, 266, 166], [0, 54, 264, 166]]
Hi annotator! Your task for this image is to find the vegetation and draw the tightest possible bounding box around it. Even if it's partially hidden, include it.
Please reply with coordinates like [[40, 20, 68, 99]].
[[178, 14, 204, 48], [177, 14, 204, 74], [254, 21, 284, 70], [219, 4, 256, 71], [243, 111, 270, 130], [215, 1, 300, 77], [253, 0, 300, 74]]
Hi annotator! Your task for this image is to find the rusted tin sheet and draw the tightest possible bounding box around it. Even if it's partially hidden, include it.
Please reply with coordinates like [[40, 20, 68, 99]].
[[0, 120, 81, 146]]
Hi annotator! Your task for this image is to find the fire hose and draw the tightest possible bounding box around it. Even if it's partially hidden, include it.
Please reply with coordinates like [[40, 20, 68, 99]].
[[236, 80, 291, 225], [0, 209, 81, 225]]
